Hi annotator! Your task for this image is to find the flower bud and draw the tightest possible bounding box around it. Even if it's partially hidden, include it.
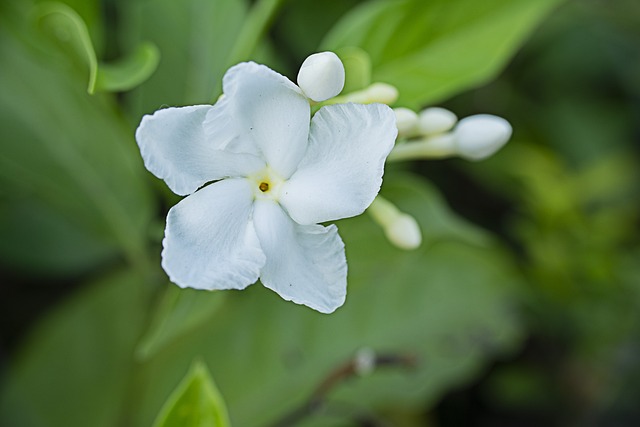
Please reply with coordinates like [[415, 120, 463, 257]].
[[342, 82, 399, 105], [297, 51, 345, 102], [368, 196, 422, 250], [418, 107, 457, 135], [453, 114, 512, 160], [385, 213, 422, 250], [393, 107, 419, 137], [365, 83, 399, 104]]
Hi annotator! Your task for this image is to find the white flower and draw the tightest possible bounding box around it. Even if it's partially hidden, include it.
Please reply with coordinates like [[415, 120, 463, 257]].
[[135, 61, 397, 313]]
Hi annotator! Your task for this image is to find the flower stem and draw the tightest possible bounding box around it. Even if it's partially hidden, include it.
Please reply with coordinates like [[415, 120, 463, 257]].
[[387, 134, 457, 162]]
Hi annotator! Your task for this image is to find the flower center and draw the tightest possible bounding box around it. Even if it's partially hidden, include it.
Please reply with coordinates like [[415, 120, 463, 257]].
[[250, 167, 284, 201]]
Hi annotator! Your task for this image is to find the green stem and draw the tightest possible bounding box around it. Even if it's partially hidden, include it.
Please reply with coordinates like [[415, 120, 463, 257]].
[[367, 195, 400, 228], [225, 0, 287, 68], [387, 134, 457, 162]]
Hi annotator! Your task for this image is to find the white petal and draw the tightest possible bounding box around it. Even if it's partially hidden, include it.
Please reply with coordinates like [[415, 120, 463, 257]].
[[297, 51, 345, 102], [136, 105, 265, 196], [162, 179, 266, 291], [203, 62, 310, 178], [254, 200, 347, 314], [280, 103, 397, 225]]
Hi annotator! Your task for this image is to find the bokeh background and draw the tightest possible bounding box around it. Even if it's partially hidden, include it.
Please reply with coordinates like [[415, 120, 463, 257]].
[[1, 0, 639, 426]]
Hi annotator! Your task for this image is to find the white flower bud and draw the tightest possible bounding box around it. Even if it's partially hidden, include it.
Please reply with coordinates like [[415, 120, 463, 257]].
[[340, 82, 399, 105], [385, 213, 422, 250], [365, 82, 399, 104], [368, 196, 422, 250], [297, 51, 345, 102], [453, 114, 512, 160], [418, 107, 457, 135], [393, 107, 419, 137]]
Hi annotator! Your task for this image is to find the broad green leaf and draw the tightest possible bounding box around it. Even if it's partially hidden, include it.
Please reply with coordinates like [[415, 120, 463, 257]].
[[0, 8, 154, 272], [153, 360, 231, 427], [0, 198, 117, 277], [322, 0, 564, 108], [35, 2, 98, 93], [270, 0, 362, 64], [96, 42, 161, 93], [136, 287, 227, 360], [34, 2, 159, 94], [0, 269, 152, 427], [130, 174, 524, 427], [121, 0, 248, 117]]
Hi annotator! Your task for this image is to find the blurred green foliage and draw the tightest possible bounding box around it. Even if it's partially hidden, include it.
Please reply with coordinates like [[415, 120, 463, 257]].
[[153, 360, 231, 427], [1, 0, 638, 426]]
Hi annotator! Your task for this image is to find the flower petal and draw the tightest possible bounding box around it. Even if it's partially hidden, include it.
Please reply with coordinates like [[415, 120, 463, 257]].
[[136, 105, 265, 196], [204, 62, 310, 178], [253, 200, 347, 313], [280, 103, 397, 225], [162, 178, 265, 291]]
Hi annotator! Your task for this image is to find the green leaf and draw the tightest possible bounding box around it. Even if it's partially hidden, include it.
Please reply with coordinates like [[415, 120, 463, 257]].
[[130, 174, 524, 427], [34, 2, 98, 93], [34, 2, 159, 94], [96, 42, 161, 93], [322, 0, 564, 108], [0, 269, 152, 427], [153, 360, 231, 427], [0, 8, 154, 272], [121, 0, 248, 116], [0, 198, 117, 277], [136, 287, 227, 360]]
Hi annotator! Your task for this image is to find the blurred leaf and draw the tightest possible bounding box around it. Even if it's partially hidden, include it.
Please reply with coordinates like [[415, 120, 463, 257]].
[[34, 2, 160, 94], [35, 2, 98, 93], [153, 360, 231, 427], [270, 0, 362, 65], [96, 42, 161, 93], [0, 198, 116, 277], [0, 8, 154, 273], [37, 0, 107, 53], [0, 269, 152, 427], [380, 173, 490, 248], [321, 0, 564, 108], [136, 287, 226, 360], [130, 174, 523, 427], [336, 46, 372, 93], [121, 0, 248, 116]]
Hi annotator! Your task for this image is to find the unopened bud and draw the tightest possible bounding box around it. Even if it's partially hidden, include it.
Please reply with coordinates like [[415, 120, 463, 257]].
[[368, 196, 422, 250], [343, 82, 399, 105], [393, 107, 419, 137], [297, 51, 345, 102], [453, 114, 512, 160], [418, 107, 457, 135], [385, 213, 422, 250]]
